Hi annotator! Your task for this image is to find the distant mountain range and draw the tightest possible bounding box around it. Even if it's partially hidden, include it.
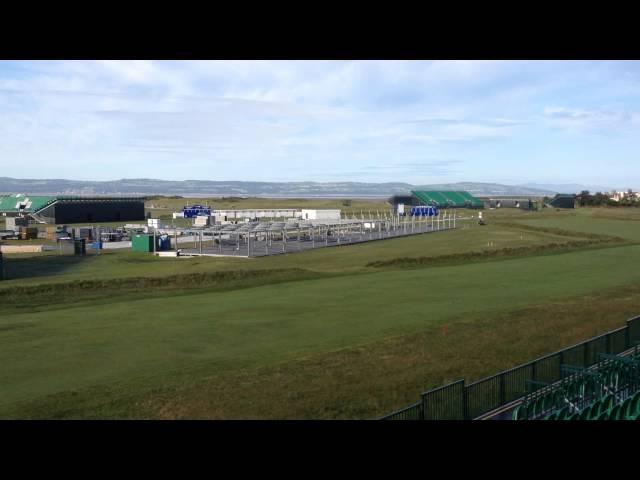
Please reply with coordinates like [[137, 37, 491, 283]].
[[519, 183, 617, 194], [0, 177, 609, 197]]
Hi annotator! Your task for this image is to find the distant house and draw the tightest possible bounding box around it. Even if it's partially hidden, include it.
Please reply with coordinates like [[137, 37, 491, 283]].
[[609, 191, 625, 202], [609, 190, 639, 202]]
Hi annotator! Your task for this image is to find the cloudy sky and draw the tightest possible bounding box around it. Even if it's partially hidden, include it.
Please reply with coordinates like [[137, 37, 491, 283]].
[[1, 60, 639, 187]]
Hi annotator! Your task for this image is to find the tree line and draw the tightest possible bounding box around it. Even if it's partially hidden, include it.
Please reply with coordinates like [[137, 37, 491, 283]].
[[576, 190, 639, 207]]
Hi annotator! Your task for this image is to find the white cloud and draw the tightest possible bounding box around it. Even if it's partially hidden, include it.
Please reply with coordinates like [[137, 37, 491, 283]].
[[1, 60, 639, 185], [544, 106, 635, 132]]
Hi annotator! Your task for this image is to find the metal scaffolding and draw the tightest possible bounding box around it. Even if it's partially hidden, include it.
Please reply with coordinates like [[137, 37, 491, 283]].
[[175, 210, 457, 258]]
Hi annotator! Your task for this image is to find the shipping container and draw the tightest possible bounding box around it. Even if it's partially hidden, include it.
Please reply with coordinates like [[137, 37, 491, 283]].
[[6, 217, 29, 231], [19, 227, 38, 240], [74, 239, 86, 255], [132, 234, 155, 252]]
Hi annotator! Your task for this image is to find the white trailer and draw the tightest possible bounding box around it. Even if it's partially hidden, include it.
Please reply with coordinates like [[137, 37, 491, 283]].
[[300, 209, 341, 221]]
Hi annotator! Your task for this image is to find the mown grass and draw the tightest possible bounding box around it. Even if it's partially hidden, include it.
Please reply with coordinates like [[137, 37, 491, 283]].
[[0, 217, 578, 285], [2, 207, 640, 419], [6, 284, 640, 420], [3, 242, 640, 416], [513, 209, 640, 242], [0, 268, 329, 313], [366, 236, 628, 269]]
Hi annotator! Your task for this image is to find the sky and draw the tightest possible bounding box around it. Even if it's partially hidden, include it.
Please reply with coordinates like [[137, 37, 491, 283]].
[[0, 60, 639, 188]]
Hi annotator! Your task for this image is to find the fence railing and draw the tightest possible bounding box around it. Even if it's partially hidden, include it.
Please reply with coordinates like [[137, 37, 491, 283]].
[[380, 315, 640, 420]]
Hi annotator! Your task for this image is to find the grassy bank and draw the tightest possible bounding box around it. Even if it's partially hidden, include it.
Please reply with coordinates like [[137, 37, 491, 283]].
[[2, 207, 640, 419]]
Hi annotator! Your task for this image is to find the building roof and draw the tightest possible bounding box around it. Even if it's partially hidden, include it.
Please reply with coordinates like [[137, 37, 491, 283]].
[[0, 194, 57, 213], [0, 194, 145, 213]]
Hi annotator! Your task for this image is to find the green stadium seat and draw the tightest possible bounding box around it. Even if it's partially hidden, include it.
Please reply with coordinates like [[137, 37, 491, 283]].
[[543, 392, 556, 414], [557, 405, 570, 420], [621, 397, 633, 420], [588, 401, 601, 419], [565, 384, 577, 401], [533, 396, 546, 418], [580, 405, 593, 420], [615, 396, 635, 420], [629, 394, 640, 417], [609, 404, 622, 420], [512, 404, 526, 420], [443, 192, 467, 207], [632, 393, 640, 417], [603, 371, 614, 387], [586, 409, 598, 420], [588, 403, 602, 420]]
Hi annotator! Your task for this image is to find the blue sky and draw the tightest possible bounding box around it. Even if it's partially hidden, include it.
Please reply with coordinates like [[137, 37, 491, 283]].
[[0, 60, 639, 188]]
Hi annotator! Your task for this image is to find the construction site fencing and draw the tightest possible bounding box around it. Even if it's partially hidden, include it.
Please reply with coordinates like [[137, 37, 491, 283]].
[[380, 315, 640, 420]]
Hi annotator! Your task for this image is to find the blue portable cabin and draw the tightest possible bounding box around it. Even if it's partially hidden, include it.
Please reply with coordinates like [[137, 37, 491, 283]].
[[158, 235, 171, 251], [410, 205, 439, 217], [182, 205, 212, 218]]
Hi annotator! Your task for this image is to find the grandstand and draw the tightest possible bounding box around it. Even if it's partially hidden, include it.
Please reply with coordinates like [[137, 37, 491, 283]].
[[380, 314, 640, 420], [0, 194, 145, 224], [411, 191, 484, 209], [513, 348, 640, 420]]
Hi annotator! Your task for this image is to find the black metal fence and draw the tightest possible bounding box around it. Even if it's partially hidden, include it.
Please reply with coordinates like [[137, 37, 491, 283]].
[[381, 315, 640, 420]]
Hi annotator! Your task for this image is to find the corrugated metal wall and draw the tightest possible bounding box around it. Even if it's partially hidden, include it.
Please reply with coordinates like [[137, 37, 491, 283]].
[[37, 200, 145, 223]]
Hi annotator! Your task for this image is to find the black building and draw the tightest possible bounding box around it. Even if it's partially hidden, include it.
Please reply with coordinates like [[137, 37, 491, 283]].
[[389, 195, 416, 208], [548, 194, 576, 209], [33, 197, 145, 223]]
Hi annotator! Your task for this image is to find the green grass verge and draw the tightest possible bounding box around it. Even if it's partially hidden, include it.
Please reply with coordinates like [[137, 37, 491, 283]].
[[2, 207, 640, 419], [5, 283, 640, 419]]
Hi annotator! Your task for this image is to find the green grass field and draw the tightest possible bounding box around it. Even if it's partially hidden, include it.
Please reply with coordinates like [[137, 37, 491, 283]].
[[1, 205, 640, 419]]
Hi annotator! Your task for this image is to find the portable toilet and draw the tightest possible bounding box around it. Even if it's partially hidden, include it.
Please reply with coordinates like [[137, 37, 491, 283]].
[[73, 239, 86, 256], [158, 235, 171, 251]]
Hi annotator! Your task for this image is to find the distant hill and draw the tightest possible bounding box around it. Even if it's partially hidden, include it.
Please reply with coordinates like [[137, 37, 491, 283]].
[[0, 177, 557, 197], [519, 183, 617, 194], [416, 182, 557, 197]]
